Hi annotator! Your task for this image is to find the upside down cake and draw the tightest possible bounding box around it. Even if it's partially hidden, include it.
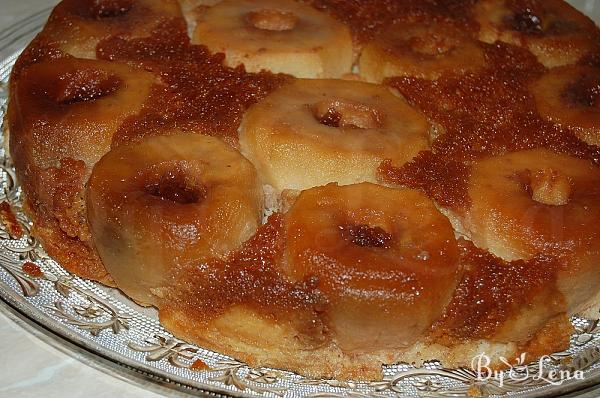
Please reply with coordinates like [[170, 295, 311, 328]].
[[5, 0, 600, 380]]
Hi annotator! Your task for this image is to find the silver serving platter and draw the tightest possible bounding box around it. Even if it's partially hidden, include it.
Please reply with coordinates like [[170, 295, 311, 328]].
[[1, 2, 600, 397]]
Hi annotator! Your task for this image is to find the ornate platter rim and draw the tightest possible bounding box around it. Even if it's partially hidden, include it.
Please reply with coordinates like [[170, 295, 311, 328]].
[[3, 282, 600, 398], [0, 290, 235, 398]]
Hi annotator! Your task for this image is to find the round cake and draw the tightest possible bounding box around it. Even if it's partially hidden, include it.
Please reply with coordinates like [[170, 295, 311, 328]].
[[5, 0, 600, 381]]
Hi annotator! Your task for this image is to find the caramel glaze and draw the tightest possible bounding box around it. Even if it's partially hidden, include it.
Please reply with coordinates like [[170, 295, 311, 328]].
[[432, 239, 568, 345], [159, 214, 329, 346], [0, 202, 23, 239], [379, 154, 471, 211], [380, 42, 600, 212], [306, 0, 477, 48], [432, 239, 573, 363], [96, 21, 292, 148]]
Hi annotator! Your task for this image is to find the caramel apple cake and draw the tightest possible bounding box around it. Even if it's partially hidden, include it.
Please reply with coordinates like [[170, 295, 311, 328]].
[[5, 0, 600, 380]]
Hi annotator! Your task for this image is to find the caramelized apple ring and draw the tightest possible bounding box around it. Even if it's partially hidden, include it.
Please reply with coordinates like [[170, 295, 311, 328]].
[[531, 65, 600, 146], [282, 182, 461, 352], [359, 21, 486, 82], [43, 0, 184, 59], [446, 149, 600, 314], [192, 0, 353, 78], [473, 0, 598, 68], [9, 58, 157, 174], [87, 134, 263, 305], [239, 79, 430, 191]]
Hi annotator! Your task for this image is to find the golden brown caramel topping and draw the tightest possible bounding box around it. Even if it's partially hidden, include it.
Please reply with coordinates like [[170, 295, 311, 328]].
[[529, 168, 572, 206], [9, 0, 599, 379], [308, 0, 399, 44], [246, 9, 298, 31], [161, 214, 325, 324], [389, 43, 545, 159], [579, 48, 600, 68], [9, 37, 68, 89], [281, 183, 461, 351], [378, 153, 471, 211], [313, 100, 382, 129], [432, 239, 564, 340]]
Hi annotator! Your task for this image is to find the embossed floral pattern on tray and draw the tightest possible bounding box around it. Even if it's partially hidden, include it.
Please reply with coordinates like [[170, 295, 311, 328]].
[[0, 45, 599, 398]]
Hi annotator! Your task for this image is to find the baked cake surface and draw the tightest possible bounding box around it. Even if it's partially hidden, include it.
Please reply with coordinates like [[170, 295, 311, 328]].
[[5, 0, 600, 380]]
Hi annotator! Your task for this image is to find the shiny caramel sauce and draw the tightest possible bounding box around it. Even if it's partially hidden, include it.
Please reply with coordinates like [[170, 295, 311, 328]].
[[405, 31, 463, 58], [9, 0, 289, 284], [315, 107, 343, 128], [0, 202, 23, 239], [63, 0, 134, 19], [160, 214, 326, 326], [9, 36, 67, 89], [431, 239, 565, 342], [378, 153, 471, 211]]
